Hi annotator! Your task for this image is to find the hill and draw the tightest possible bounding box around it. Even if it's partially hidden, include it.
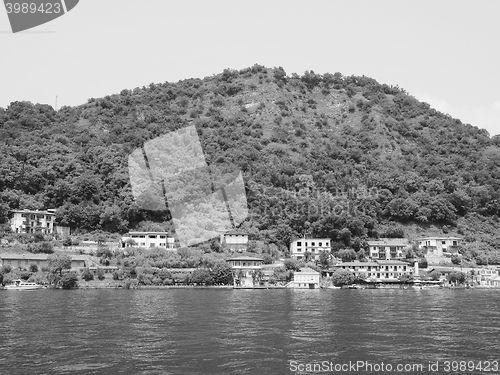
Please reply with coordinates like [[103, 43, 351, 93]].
[[1, 65, 499, 263]]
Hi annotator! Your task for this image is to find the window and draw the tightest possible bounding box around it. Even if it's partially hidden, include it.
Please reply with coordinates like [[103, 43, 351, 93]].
[[311, 242, 315, 246], [442, 241, 446, 245], [30, 215, 35, 220], [319, 242, 322, 246], [149, 235, 157, 238], [46, 216, 51, 221], [160, 235, 166, 239], [296, 241, 302, 247], [46, 223, 50, 228], [325, 242, 329, 247], [21, 214, 26, 217], [452, 241, 457, 246]]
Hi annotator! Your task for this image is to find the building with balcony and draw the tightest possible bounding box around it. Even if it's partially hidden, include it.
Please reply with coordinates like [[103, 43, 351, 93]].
[[290, 238, 331, 260], [367, 238, 410, 260], [417, 237, 463, 257], [8, 209, 56, 234], [226, 256, 263, 287], [120, 232, 175, 249], [324, 260, 415, 281], [221, 230, 248, 252]]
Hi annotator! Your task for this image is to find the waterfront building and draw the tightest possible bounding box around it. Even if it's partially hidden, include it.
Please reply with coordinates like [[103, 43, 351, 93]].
[[367, 238, 409, 260], [0, 253, 87, 270], [120, 232, 175, 249], [289, 238, 331, 260], [291, 267, 320, 289], [417, 237, 463, 257], [226, 256, 263, 287], [8, 209, 57, 234], [486, 275, 500, 287], [324, 260, 415, 280]]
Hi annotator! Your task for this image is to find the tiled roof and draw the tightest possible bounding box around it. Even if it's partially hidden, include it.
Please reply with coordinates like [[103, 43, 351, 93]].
[[297, 267, 320, 274], [1, 253, 48, 260], [9, 209, 56, 215], [226, 256, 263, 261], [335, 262, 379, 267], [0, 253, 88, 261], [376, 260, 409, 265], [367, 239, 408, 246], [417, 236, 462, 241]]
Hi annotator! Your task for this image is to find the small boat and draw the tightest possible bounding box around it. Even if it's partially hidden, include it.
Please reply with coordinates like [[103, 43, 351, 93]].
[[4, 280, 43, 290], [326, 285, 341, 289]]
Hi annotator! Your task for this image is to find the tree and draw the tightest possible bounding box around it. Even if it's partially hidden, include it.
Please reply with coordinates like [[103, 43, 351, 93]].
[[429, 270, 441, 281], [47, 254, 72, 285], [447, 271, 466, 285], [318, 251, 330, 269], [284, 259, 300, 271], [451, 255, 461, 265], [29, 263, 39, 273], [190, 268, 213, 285], [211, 262, 233, 285], [96, 268, 105, 280], [251, 269, 263, 286], [331, 269, 355, 286], [338, 249, 357, 262], [398, 273, 414, 284], [60, 272, 78, 289], [82, 268, 94, 281]]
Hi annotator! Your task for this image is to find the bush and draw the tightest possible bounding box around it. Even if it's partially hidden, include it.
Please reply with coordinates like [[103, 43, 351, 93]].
[[29, 263, 39, 273], [60, 272, 79, 289], [331, 269, 355, 286], [27, 241, 54, 254], [81, 268, 94, 281], [97, 268, 105, 281], [2, 264, 12, 273], [112, 269, 123, 280]]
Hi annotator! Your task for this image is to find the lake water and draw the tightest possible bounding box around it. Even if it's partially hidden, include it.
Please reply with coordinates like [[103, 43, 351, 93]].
[[0, 288, 499, 374]]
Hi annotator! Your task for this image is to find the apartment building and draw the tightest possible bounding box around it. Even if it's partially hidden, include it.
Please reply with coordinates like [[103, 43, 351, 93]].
[[120, 232, 175, 249], [290, 238, 331, 260], [9, 209, 56, 234]]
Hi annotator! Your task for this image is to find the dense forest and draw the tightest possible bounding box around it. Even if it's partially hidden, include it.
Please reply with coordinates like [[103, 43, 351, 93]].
[[1, 65, 499, 262]]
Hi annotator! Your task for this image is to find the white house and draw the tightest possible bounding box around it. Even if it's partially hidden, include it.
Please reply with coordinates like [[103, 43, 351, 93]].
[[327, 260, 416, 280], [226, 256, 263, 287], [417, 237, 463, 257], [368, 238, 410, 260], [8, 209, 57, 234], [290, 238, 331, 260], [291, 267, 320, 289], [221, 230, 248, 252], [120, 232, 175, 249]]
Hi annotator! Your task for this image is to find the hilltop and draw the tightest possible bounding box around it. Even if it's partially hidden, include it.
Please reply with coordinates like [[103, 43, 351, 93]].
[[1, 65, 499, 263]]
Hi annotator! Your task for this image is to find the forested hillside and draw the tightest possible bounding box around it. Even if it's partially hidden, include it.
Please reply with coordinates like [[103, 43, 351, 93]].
[[1, 65, 499, 261]]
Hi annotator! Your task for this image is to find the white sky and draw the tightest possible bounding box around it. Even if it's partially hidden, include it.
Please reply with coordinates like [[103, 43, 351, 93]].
[[1, 0, 499, 135]]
